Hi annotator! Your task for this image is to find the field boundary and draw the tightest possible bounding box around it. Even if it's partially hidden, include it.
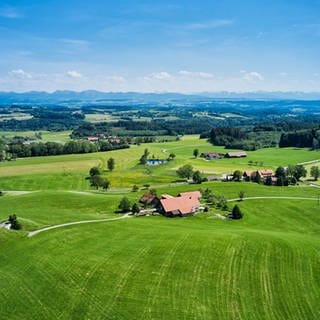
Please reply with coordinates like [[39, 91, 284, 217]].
[[228, 196, 319, 202]]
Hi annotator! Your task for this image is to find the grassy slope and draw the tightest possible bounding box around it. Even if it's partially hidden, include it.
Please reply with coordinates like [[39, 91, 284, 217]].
[[0, 130, 72, 143], [0, 135, 319, 319], [0, 199, 319, 320], [1, 183, 319, 230]]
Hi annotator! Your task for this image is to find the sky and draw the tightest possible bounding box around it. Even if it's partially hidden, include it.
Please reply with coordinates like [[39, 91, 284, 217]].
[[0, 0, 319, 93]]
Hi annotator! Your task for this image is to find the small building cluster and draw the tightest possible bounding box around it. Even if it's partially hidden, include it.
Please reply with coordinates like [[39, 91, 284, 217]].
[[201, 151, 247, 160], [87, 135, 121, 145], [139, 191, 202, 217], [243, 169, 275, 183]]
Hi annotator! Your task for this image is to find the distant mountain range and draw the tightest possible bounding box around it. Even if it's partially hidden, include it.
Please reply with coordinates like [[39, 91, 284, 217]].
[[0, 90, 320, 105]]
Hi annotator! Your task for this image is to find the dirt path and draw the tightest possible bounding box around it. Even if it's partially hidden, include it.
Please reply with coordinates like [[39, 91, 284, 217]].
[[2, 190, 39, 196], [228, 196, 319, 202], [28, 214, 131, 238], [298, 159, 320, 165]]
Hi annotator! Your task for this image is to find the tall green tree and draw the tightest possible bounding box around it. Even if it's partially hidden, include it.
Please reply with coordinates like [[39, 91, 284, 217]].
[[176, 164, 194, 179], [231, 205, 243, 219], [132, 203, 140, 214], [107, 157, 115, 171], [192, 170, 202, 184], [310, 166, 320, 181], [90, 174, 105, 189], [232, 170, 243, 182], [193, 149, 199, 158], [8, 214, 21, 230], [293, 165, 307, 181], [118, 197, 131, 213], [238, 191, 245, 201], [275, 166, 286, 178], [89, 166, 101, 177]]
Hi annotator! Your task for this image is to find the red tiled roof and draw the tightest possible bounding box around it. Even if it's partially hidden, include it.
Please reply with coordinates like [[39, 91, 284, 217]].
[[226, 151, 247, 157], [140, 193, 156, 202], [243, 170, 254, 176], [160, 191, 202, 215], [160, 197, 200, 215], [179, 191, 202, 200], [161, 194, 174, 199], [258, 169, 274, 177]]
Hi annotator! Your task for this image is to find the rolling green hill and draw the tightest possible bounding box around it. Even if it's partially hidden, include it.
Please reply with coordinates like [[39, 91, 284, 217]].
[[0, 135, 319, 319]]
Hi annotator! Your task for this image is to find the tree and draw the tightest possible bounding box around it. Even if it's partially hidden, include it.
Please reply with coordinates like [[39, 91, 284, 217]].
[[90, 174, 105, 189], [149, 188, 157, 196], [286, 164, 295, 177], [139, 148, 150, 165], [293, 165, 307, 181], [238, 191, 245, 201], [8, 214, 21, 230], [217, 196, 228, 210], [230, 205, 243, 219], [89, 166, 101, 177], [192, 170, 202, 184], [132, 203, 140, 214], [118, 197, 131, 213], [176, 164, 194, 179], [131, 185, 139, 192], [233, 170, 243, 182], [310, 166, 320, 181], [275, 166, 286, 178], [168, 153, 176, 161], [139, 154, 147, 165], [265, 176, 273, 186], [107, 157, 115, 171], [102, 179, 110, 191], [193, 148, 199, 158]]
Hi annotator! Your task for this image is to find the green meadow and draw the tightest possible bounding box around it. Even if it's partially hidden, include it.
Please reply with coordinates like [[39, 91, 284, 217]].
[[0, 135, 319, 319], [0, 130, 72, 143], [0, 135, 319, 190]]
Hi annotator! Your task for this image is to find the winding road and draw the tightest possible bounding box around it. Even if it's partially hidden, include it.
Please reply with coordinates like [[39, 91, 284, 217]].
[[227, 196, 319, 202], [28, 214, 131, 238]]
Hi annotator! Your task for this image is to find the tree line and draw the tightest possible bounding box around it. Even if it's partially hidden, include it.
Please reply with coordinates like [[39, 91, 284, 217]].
[[1, 139, 129, 160]]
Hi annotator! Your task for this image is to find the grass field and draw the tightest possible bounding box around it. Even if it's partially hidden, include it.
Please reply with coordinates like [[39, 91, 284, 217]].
[[0, 135, 319, 319], [0, 135, 319, 190], [0, 197, 319, 319], [0, 130, 71, 143]]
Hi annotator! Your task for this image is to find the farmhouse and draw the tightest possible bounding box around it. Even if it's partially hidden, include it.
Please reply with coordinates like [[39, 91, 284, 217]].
[[243, 169, 275, 182], [159, 191, 202, 217], [201, 152, 224, 160], [225, 151, 247, 158], [139, 193, 159, 207], [243, 170, 255, 181], [87, 137, 99, 142], [257, 169, 274, 180]]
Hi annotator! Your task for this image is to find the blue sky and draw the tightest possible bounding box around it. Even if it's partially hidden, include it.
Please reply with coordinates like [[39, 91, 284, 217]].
[[0, 0, 319, 92]]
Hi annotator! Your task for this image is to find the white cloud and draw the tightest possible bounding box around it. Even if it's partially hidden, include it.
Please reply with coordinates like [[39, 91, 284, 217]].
[[8, 69, 32, 79], [66, 70, 83, 78], [0, 6, 22, 19], [186, 19, 234, 30], [105, 75, 126, 82], [241, 71, 264, 82], [147, 72, 172, 80], [61, 39, 90, 47], [179, 70, 214, 79]]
